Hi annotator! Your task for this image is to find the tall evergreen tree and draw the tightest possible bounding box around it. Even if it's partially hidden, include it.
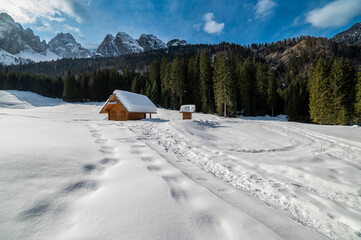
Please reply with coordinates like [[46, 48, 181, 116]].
[[309, 58, 333, 124], [170, 57, 185, 108], [330, 57, 356, 124], [149, 60, 160, 104], [199, 51, 213, 113], [256, 63, 269, 115], [355, 69, 361, 124], [239, 57, 257, 116], [213, 54, 236, 117], [63, 70, 78, 102], [267, 68, 277, 116]]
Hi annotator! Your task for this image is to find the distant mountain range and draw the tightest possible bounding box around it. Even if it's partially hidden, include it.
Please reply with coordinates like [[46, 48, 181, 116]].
[[0, 12, 360, 66], [0, 12, 188, 65]]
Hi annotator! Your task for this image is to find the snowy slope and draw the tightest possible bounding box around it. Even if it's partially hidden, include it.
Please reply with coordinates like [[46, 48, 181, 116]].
[[1, 90, 360, 240]]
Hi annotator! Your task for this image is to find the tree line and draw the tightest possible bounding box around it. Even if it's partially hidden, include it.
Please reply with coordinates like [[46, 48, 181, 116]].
[[1, 51, 360, 124]]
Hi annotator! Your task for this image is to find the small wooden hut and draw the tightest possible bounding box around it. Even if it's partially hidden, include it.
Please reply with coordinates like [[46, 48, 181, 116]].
[[180, 105, 196, 120], [100, 90, 157, 121]]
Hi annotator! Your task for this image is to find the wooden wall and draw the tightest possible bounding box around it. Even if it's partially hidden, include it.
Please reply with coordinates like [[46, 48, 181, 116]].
[[182, 112, 192, 120], [107, 101, 146, 121]]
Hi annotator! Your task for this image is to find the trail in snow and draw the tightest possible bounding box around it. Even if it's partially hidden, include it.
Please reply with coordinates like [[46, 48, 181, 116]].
[[131, 114, 361, 240], [1, 90, 360, 240]]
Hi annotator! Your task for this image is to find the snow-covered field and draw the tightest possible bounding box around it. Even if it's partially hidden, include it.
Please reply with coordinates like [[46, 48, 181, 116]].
[[0, 90, 360, 240]]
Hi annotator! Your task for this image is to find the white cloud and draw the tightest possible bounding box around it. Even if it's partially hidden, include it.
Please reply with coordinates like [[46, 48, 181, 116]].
[[254, 0, 277, 19], [202, 13, 224, 35], [305, 0, 361, 28], [0, 0, 88, 24]]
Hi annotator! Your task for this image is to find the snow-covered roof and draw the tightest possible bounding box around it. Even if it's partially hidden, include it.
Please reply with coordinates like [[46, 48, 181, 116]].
[[180, 105, 196, 113], [113, 90, 157, 113]]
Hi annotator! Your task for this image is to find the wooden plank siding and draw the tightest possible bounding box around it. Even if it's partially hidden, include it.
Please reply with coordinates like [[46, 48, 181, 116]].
[[182, 112, 192, 120]]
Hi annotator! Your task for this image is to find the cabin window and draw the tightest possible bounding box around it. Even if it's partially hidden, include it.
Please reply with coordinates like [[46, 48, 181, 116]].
[[120, 111, 126, 119]]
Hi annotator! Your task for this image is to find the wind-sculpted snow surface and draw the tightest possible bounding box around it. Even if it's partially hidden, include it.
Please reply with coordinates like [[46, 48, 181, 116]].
[[0, 90, 360, 240]]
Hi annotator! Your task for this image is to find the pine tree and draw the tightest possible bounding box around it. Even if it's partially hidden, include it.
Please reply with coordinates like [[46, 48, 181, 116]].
[[256, 63, 269, 115], [309, 58, 332, 124], [170, 57, 185, 108], [149, 60, 160, 104], [213, 54, 236, 117], [187, 56, 200, 108], [63, 70, 78, 102], [330, 58, 356, 124], [267, 68, 277, 116], [199, 51, 213, 113], [355, 69, 361, 124], [239, 57, 256, 116]]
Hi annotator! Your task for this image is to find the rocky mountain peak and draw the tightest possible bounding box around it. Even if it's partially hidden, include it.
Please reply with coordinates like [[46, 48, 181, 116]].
[[137, 34, 165, 51], [48, 32, 90, 58], [0, 13, 16, 24], [331, 22, 361, 45], [166, 39, 188, 47]]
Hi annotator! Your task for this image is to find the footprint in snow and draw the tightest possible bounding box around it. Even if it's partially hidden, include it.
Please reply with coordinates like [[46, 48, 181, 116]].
[[83, 164, 96, 173], [20, 201, 51, 220], [170, 187, 188, 201], [141, 157, 153, 162], [95, 139, 107, 144], [62, 180, 97, 193], [130, 150, 142, 154], [100, 157, 119, 165], [147, 165, 162, 172]]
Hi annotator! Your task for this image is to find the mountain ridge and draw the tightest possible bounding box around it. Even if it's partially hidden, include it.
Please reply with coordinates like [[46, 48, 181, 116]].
[[331, 22, 361, 45]]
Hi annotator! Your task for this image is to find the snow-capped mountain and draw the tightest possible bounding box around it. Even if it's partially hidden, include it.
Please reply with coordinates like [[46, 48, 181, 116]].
[[331, 22, 361, 45], [96, 33, 189, 57], [48, 33, 91, 58], [0, 12, 190, 64], [0, 13, 46, 55], [137, 34, 166, 51], [0, 13, 91, 65], [96, 32, 144, 57], [166, 39, 188, 47]]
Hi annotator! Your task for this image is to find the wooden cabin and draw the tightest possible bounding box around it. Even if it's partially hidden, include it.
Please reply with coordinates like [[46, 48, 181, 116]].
[[100, 90, 157, 121], [180, 105, 196, 120]]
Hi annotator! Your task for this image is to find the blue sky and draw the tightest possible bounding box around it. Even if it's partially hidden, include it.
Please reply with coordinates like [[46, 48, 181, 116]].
[[1, 0, 361, 49]]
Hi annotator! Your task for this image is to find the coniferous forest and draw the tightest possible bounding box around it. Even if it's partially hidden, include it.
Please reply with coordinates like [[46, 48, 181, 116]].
[[1, 37, 361, 125]]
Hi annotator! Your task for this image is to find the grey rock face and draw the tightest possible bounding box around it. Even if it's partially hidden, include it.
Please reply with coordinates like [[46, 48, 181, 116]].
[[167, 39, 188, 47], [48, 32, 91, 58], [0, 13, 51, 55], [96, 32, 144, 57], [137, 34, 165, 51], [331, 23, 361, 45]]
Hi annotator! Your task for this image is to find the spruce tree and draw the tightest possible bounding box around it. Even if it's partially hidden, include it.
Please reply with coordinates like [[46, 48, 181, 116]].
[[149, 60, 160, 104], [267, 68, 277, 116], [213, 54, 236, 117], [256, 63, 269, 115], [239, 57, 256, 116], [330, 58, 356, 124], [199, 51, 212, 113], [170, 57, 185, 108], [355, 69, 361, 124], [63, 70, 78, 102], [309, 58, 332, 124]]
